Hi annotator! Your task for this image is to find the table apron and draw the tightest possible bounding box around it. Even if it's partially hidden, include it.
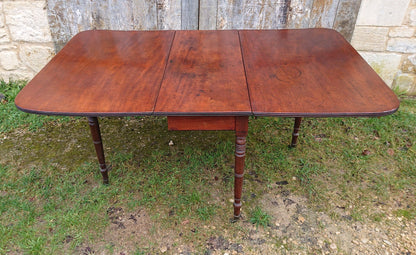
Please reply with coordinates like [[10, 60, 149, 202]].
[[167, 116, 238, 131]]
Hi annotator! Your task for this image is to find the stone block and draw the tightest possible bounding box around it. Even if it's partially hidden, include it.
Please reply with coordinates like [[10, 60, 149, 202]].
[[389, 27, 415, 37], [351, 27, 389, 51], [0, 50, 19, 71], [392, 73, 416, 95], [0, 28, 10, 43], [402, 62, 414, 73], [409, 54, 416, 65], [401, 54, 416, 73], [359, 52, 402, 86], [356, 0, 410, 26], [0, 3, 4, 28], [4, 1, 52, 42], [0, 70, 35, 83], [387, 38, 416, 53], [410, 8, 416, 26], [19, 45, 55, 72], [0, 45, 17, 52]]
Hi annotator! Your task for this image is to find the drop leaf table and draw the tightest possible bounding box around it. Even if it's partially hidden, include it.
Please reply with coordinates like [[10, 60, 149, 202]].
[[15, 29, 399, 219]]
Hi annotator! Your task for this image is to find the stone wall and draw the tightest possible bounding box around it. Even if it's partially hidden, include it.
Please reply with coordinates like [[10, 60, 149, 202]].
[[351, 0, 416, 94], [0, 1, 55, 82]]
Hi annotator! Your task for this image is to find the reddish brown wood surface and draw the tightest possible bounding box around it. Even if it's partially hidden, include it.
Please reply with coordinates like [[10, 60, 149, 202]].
[[233, 116, 249, 219], [290, 117, 302, 147], [168, 116, 236, 130], [16, 29, 398, 117], [15, 30, 174, 116], [239, 29, 400, 117], [87, 117, 109, 184], [154, 30, 251, 116]]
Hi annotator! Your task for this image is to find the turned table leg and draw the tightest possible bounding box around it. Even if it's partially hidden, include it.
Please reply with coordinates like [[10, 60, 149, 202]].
[[290, 117, 302, 148], [234, 117, 248, 219], [87, 117, 109, 184]]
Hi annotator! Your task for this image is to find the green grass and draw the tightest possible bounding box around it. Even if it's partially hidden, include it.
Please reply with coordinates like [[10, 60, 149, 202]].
[[1, 80, 416, 253], [0, 80, 70, 132], [249, 206, 271, 228]]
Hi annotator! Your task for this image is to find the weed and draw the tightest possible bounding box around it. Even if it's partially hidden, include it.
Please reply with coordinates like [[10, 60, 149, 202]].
[[249, 206, 271, 228], [371, 213, 386, 222], [22, 236, 46, 255], [196, 205, 217, 221], [394, 209, 416, 220]]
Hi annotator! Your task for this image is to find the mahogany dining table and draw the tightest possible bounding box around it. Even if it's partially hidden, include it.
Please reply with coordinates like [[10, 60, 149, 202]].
[[15, 29, 399, 219]]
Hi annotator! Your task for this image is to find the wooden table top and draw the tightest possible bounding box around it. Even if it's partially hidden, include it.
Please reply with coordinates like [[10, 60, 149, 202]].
[[15, 29, 399, 117]]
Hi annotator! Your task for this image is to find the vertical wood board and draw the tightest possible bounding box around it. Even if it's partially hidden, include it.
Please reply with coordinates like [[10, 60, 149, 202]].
[[216, 0, 289, 29], [107, 0, 134, 30], [333, 0, 362, 41], [199, 0, 218, 29], [156, 0, 181, 30], [132, 0, 158, 30], [181, 0, 199, 29], [287, 0, 314, 28], [309, 0, 341, 28], [47, 0, 361, 52]]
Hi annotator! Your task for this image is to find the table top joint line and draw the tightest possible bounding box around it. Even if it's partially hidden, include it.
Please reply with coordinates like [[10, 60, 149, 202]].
[[151, 31, 177, 115], [237, 31, 254, 116]]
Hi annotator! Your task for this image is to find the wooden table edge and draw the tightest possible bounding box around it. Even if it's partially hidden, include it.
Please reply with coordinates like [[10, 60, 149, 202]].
[[152, 111, 253, 117], [252, 107, 400, 118], [14, 104, 155, 117]]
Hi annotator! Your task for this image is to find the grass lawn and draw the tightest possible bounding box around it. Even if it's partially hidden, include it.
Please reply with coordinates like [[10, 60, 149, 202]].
[[1, 80, 415, 254]]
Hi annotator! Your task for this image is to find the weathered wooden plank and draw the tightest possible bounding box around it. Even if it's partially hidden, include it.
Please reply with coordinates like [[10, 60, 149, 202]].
[[241, 0, 280, 29], [107, 0, 134, 30], [231, 0, 244, 28], [217, 0, 288, 29], [286, 0, 314, 28], [181, 0, 199, 29], [90, 0, 134, 30], [309, 0, 341, 28], [132, 0, 158, 30], [66, 1, 92, 33], [47, 0, 70, 51], [90, 1, 110, 29], [47, 0, 93, 51], [90, 0, 135, 30], [217, 0, 233, 29], [217, 0, 243, 29], [156, 0, 181, 30], [199, 0, 218, 29], [333, 0, 362, 42], [275, 0, 291, 28], [47, 0, 361, 53]]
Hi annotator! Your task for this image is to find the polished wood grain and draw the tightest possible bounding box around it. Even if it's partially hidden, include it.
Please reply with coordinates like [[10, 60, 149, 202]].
[[154, 30, 251, 116], [15, 30, 174, 116], [239, 29, 400, 117], [290, 117, 302, 148], [87, 117, 109, 184], [233, 116, 249, 219], [168, 116, 236, 130]]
